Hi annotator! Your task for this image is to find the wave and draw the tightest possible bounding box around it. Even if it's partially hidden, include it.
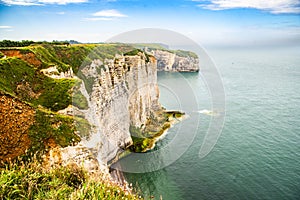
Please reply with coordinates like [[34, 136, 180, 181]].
[[196, 109, 217, 116]]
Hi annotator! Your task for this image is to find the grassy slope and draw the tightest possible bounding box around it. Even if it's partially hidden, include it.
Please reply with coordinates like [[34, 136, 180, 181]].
[[0, 161, 139, 200], [0, 57, 81, 153]]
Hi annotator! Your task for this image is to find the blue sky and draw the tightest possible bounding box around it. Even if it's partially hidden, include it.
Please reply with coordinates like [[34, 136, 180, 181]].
[[0, 0, 299, 47]]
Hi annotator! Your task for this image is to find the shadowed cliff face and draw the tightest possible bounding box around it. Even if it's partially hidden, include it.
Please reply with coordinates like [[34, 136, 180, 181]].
[[76, 52, 161, 164]]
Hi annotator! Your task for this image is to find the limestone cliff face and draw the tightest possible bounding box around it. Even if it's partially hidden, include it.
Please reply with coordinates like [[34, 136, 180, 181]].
[[76, 52, 160, 164], [150, 49, 199, 72]]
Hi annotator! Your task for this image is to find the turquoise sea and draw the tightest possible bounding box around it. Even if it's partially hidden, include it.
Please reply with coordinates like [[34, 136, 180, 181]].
[[123, 46, 300, 200]]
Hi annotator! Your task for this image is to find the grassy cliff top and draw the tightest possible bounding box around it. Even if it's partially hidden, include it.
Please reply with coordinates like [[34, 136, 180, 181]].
[[0, 43, 135, 73], [133, 43, 198, 59]]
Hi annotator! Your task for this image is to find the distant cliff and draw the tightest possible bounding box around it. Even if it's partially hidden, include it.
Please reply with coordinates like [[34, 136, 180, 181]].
[[134, 44, 199, 72], [151, 49, 199, 72]]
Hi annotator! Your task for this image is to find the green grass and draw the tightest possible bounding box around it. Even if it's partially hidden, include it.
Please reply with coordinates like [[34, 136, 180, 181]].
[[129, 111, 184, 153], [28, 109, 81, 155], [172, 50, 198, 59], [0, 57, 36, 96], [133, 43, 198, 59], [50, 43, 134, 73], [133, 43, 169, 51], [29, 45, 70, 71], [0, 160, 140, 200], [17, 44, 133, 73], [72, 90, 88, 110], [0, 57, 85, 112], [0, 57, 75, 111], [124, 49, 150, 62], [37, 78, 76, 112], [51, 45, 96, 73], [128, 125, 152, 152], [73, 117, 91, 139]]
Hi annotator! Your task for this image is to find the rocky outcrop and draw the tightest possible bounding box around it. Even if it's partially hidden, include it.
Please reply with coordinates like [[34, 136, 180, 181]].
[[148, 49, 199, 72], [41, 66, 74, 79]]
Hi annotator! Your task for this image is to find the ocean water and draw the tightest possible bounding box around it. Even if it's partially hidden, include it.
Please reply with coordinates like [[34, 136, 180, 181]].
[[123, 46, 300, 200]]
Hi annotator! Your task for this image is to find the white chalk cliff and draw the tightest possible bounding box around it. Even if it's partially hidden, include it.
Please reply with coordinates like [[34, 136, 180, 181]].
[[79, 52, 160, 164], [51, 52, 162, 174]]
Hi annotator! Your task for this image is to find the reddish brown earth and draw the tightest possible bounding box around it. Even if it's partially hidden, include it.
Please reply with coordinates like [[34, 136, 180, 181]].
[[0, 49, 42, 67], [0, 93, 35, 162]]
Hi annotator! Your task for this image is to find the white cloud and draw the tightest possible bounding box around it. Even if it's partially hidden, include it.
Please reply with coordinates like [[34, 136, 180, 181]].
[[0, 26, 13, 29], [1, 0, 88, 6], [196, 0, 300, 14], [85, 9, 127, 21], [1, 0, 41, 6], [92, 9, 127, 18], [83, 17, 114, 21], [39, 0, 87, 4]]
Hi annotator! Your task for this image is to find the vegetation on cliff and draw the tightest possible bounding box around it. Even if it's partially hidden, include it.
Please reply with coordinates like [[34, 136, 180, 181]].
[[133, 43, 198, 59], [0, 40, 76, 48], [124, 49, 150, 62], [129, 110, 184, 152], [0, 160, 140, 200]]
